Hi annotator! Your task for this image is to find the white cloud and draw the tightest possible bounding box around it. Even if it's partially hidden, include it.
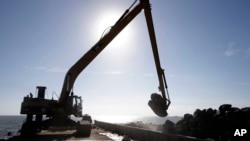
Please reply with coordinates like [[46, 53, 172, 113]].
[[142, 73, 154, 77], [35, 66, 66, 73], [103, 70, 123, 75], [224, 42, 240, 57], [32, 66, 124, 74], [85, 70, 123, 75]]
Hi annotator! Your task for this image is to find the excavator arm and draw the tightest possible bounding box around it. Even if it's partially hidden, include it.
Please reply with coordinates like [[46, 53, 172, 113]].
[[142, 1, 171, 117], [59, 0, 170, 117]]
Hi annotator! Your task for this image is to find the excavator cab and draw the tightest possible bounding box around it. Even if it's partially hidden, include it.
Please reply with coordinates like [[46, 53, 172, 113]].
[[66, 93, 83, 117]]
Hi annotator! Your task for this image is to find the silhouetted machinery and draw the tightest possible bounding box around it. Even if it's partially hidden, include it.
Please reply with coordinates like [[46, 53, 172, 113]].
[[20, 0, 171, 137]]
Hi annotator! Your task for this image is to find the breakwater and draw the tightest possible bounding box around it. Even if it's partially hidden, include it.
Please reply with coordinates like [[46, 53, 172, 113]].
[[95, 120, 207, 141]]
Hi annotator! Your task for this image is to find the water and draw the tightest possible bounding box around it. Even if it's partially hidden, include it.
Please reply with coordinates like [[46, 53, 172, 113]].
[[0, 116, 25, 139]]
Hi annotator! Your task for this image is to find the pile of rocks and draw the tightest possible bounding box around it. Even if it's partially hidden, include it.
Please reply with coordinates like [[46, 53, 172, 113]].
[[162, 104, 250, 140]]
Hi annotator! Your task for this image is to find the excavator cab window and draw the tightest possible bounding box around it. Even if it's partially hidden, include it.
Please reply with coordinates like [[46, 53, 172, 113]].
[[67, 95, 82, 117], [74, 96, 83, 116], [73, 96, 81, 109]]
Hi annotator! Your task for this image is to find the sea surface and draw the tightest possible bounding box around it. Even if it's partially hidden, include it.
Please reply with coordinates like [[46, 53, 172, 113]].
[[0, 116, 25, 139]]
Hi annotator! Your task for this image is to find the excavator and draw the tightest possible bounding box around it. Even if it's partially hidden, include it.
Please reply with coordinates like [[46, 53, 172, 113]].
[[20, 0, 171, 137]]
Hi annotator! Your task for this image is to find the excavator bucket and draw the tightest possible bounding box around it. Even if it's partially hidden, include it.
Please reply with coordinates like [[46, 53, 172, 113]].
[[148, 93, 168, 117]]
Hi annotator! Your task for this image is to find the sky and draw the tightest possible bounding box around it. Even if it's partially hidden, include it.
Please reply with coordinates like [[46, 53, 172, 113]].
[[0, 0, 250, 122]]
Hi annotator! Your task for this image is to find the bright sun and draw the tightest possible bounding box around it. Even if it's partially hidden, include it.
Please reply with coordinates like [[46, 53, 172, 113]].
[[93, 10, 135, 53]]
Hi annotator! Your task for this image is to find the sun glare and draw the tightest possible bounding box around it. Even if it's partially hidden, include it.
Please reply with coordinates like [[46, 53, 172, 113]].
[[93, 115, 138, 123], [85, 6, 140, 67], [93, 10, 135, 53]]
